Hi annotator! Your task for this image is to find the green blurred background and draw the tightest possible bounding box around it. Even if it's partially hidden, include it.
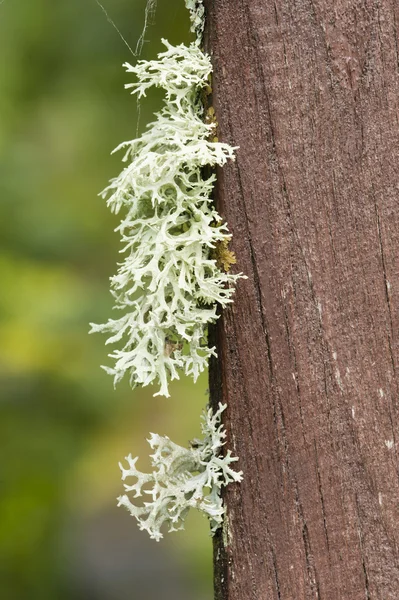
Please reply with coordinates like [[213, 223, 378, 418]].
[[0, 1, 213, 598]]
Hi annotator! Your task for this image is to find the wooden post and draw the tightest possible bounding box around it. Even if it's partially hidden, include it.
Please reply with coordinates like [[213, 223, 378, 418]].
[[206, 1, 399, 598]]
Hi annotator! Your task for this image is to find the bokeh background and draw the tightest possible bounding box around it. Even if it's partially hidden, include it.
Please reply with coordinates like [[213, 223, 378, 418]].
[[0, 1, 213, 598]]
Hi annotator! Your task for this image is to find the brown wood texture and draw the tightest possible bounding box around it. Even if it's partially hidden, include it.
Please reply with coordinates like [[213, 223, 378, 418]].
[[205, 1, 399, 598]]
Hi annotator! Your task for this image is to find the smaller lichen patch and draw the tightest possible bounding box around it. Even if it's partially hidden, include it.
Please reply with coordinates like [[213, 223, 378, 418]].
[[212, 238, 237, 273], [117, 403, 243, 541], [184, 0, 205, 42]]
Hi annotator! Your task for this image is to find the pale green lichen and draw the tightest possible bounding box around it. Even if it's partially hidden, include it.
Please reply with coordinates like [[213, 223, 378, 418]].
[[117, 403, 243, 541], [184, 0, 205, 42], [94, 0, 243, 543], [90, 28, 243, 397]]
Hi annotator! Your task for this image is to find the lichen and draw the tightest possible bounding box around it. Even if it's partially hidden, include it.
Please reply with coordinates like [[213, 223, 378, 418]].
[[90, 33, 243, 397], [117, 403, 243, 541], [212, 238, 237, 273], [92, 0, 243, 544], [184, 0, 205, 42]]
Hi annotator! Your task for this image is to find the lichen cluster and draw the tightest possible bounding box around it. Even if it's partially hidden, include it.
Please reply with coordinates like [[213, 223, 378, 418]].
[[92, 0, 243, 541], [117, 403, 243, 541], [90, 37, 242, 397]]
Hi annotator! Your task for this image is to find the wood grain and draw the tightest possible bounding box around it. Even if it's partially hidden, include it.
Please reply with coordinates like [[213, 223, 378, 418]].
[[205, 1, 399, 598]]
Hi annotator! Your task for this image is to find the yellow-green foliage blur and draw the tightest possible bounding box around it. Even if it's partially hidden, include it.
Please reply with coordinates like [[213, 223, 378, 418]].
[[0, 1, 212, 598]]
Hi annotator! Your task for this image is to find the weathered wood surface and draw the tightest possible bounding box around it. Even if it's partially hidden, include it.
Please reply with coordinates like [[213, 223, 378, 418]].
[[205, 1, 399, 598]]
